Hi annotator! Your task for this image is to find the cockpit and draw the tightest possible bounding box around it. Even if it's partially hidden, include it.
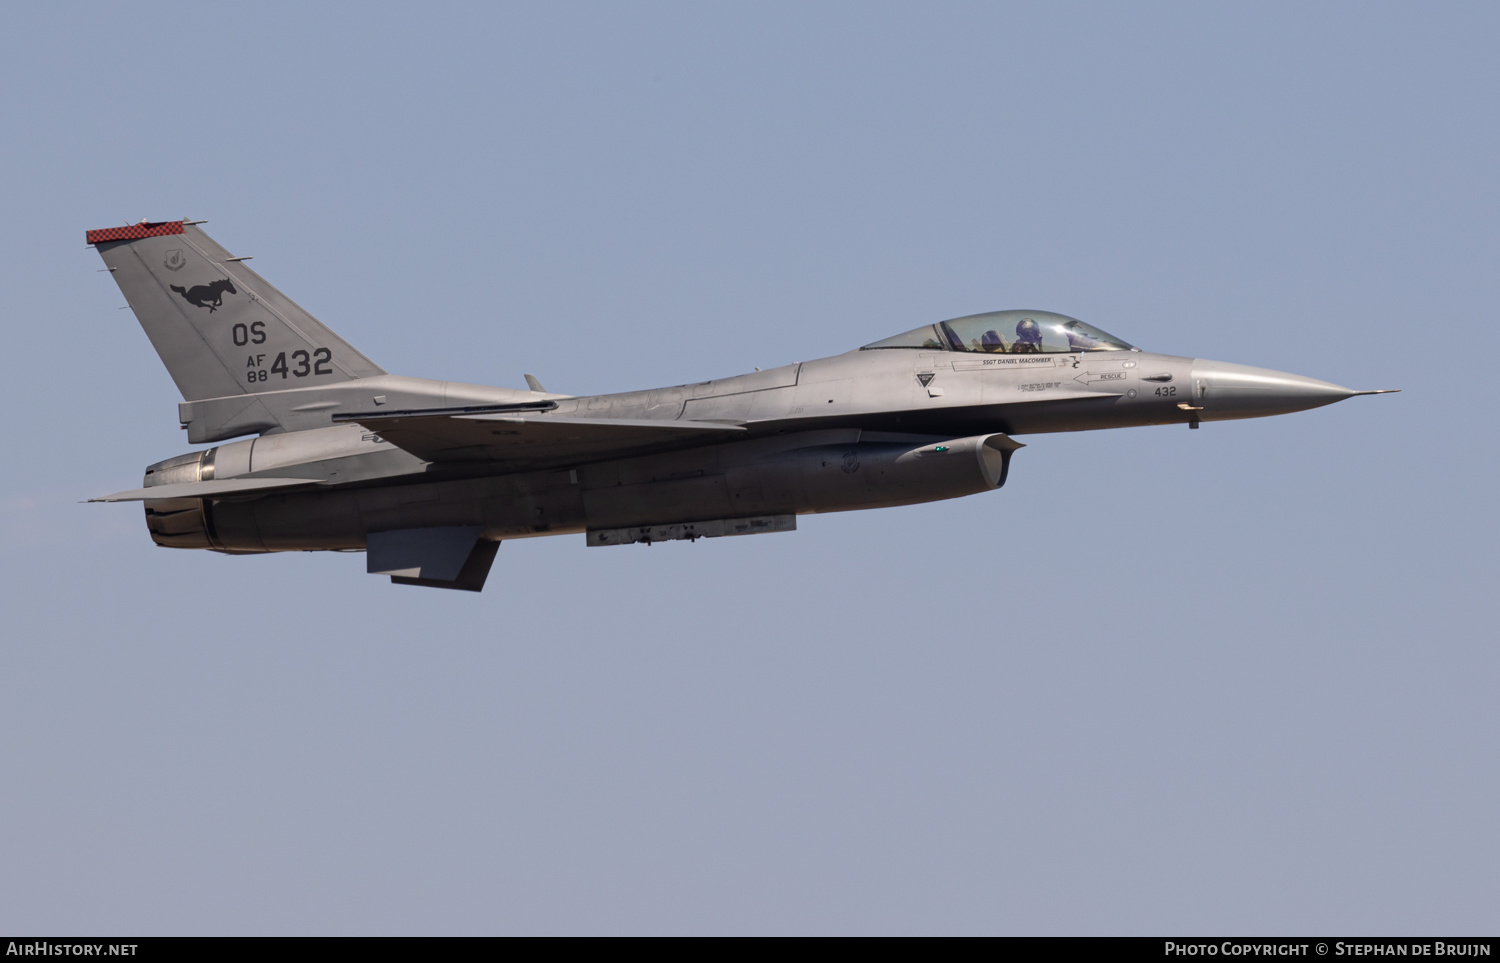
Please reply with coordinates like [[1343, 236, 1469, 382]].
[[861, 310, 1134, 354]]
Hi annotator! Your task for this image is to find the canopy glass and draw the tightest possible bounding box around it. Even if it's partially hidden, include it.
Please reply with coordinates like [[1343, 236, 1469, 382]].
[[862, 310, 1134, 354]]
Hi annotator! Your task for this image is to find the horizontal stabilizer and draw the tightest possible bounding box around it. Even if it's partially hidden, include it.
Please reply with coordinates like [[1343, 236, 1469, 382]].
[[337, 412, 745, 468], [90, 476, 319, 502]]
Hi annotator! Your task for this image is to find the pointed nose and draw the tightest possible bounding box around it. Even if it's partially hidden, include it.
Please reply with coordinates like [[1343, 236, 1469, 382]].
[[1189, 359, 1356, 420]]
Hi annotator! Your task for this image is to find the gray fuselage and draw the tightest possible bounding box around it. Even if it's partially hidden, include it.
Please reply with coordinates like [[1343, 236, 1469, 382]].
[[89, 221, 1389, 590], [138, 342, 1359, 555]]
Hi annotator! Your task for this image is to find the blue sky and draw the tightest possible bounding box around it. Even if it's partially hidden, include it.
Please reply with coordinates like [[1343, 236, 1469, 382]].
[[1, 1, 1495, 934]]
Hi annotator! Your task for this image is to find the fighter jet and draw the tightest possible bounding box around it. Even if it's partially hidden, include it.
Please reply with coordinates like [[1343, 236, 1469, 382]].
[[87, 220, 1396, 591]]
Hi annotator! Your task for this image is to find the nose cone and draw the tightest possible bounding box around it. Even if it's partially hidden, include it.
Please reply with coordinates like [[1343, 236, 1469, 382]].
[[1190, 359, 1356, 420]]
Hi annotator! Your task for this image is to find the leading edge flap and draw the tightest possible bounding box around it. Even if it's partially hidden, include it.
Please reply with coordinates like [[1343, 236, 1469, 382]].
[[336, 412, 745, 468]]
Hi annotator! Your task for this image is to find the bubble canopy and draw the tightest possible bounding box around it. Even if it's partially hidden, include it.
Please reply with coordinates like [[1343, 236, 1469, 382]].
[[862, 310, 1134, 354]]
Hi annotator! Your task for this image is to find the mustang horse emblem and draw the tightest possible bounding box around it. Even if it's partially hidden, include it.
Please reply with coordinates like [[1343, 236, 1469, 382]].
[[169, 279, 237, 313]]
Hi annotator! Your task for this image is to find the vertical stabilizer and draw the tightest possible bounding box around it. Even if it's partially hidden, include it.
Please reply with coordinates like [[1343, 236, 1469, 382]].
[[89, 220, 385, 403]]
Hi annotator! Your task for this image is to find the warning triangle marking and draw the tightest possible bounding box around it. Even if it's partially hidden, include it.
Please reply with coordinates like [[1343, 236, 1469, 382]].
[[917, 373, 935, 388]]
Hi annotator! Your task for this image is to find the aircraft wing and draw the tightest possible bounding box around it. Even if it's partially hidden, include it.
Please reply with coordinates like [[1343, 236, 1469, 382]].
[[90, 476, 321, 502], [334, 411, 746, 466]]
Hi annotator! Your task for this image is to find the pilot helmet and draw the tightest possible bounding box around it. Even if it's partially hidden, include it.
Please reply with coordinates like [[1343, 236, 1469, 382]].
[[980, 329, 1003, 351], [1015, 318, 1042, 344]]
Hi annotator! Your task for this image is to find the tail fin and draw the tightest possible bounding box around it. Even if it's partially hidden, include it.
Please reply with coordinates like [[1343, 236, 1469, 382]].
[[88, 220, 385, 402]]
